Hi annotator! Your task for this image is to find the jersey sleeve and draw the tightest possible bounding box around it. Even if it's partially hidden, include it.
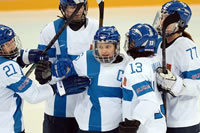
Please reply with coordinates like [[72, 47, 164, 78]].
[[1, 60, 54, 104], [72, 51, 88, 76], [173, 38, 200, 96], [38, 22, 57, 61], [122, 59, 162, 124]]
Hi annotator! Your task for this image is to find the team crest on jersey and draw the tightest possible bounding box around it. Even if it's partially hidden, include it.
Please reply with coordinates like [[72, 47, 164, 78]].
[[132, 81, 153, 96], [122, 77, 127, 87], [167, 64, 171, 71]]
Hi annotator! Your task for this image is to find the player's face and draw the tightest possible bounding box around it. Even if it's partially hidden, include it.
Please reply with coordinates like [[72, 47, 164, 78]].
[[1, 38, 17, 54], [65, 5, 84, 21], [160, 13, 178, 35], [97, 43, 115, 58]]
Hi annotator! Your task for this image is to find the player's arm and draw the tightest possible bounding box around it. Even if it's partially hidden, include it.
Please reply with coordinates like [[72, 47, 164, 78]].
[[34, 54, 90, 95], [17, 49, 49, 68], [1, 60, 53, 104], [156, 42, 200, 96]]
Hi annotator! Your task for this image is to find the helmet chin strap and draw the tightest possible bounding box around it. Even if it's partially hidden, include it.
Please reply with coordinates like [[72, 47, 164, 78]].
[[165, 25, 186, 37]]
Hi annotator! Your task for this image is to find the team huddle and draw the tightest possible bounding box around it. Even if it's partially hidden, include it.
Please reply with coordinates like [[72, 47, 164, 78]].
[[0, 0, 200, 133]]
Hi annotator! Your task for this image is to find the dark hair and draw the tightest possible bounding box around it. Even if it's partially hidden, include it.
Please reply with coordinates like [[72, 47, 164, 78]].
[[182, 31, 193, 41], [127, 48, 154, 59]]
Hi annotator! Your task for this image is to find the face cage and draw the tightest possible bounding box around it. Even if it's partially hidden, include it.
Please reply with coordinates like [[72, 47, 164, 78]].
[[93, 41, 120, 64], [0, 35, 22, 59]]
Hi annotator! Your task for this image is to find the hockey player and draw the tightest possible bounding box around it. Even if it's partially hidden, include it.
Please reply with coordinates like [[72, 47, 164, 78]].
[[53, 26, 130, 132], [0, 24, 90, 133], [119, 23, 166, 133], [34, 0, 99, 132], [155, 1, 200, 133]]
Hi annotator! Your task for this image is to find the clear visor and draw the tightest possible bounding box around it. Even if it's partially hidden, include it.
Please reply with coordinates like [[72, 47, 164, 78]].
[[153, 11, 179, 36], [123, 33, 130, 53], [0, 35, 22, 59]]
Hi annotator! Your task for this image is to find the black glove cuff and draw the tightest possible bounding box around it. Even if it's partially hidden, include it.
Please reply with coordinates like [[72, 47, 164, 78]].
[[50, 84, 57, 95], [119, 119, 140, 133]]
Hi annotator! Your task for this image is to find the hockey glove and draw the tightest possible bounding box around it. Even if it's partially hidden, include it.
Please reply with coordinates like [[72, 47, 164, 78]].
[[156, 67, 183, 97], [17, 49, 49, 67], [51, 75, 90, 95], [119, 118, 140, 133], [35, 60, 52, 85], [51, 58, 73, 78]]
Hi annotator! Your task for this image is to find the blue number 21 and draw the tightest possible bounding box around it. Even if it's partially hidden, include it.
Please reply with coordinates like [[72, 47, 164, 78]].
[[3, 64, 17, 77], [130, 62, 142, 74]]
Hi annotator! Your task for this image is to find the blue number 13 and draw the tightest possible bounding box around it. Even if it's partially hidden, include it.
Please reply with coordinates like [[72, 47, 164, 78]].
[[130, 62, 142, 74]]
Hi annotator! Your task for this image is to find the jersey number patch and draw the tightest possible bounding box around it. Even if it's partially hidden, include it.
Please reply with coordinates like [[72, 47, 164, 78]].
[[3, 64, 17, 77], [130, 62, 143, 74]]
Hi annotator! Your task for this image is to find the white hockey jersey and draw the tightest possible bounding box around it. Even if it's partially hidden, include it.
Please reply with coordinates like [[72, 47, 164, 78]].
[[122, 55, 166, 133], [157, 36, 200, 127], [38, 18, 98, 117], [73, 50, 130, 132], [0, 57, 54, 133]]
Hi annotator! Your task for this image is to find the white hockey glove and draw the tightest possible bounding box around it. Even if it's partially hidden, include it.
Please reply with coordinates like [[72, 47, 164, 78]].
[[156, 67, 183, 97]]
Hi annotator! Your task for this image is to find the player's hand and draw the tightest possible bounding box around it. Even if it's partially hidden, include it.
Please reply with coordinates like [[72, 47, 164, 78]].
[[51, 58, 73, 78], [63, 75, 90, 95], [17, 49, 49, 67], [156, 67, 183, 96], [35, 60, 52, 85], [119, 118, 140, 133], [50, 75, 90, 95]]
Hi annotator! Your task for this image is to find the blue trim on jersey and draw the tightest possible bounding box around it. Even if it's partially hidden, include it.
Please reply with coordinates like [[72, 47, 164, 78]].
[[7, 76, 32, 93], [54, 95, 67, 117], [122, 87, 134, 101], [13, 94, 23, 132], [132, 81, 153, 97], [154, 37, 162, 54], [52, 18, 68, 117], [37, 44, 56, 58], [87, 50, 101, 131], [0, 56, 9, 64], [86, 50, 122, 131], [154, 104, 165, 119], [54, 18, 68, 58], [182, 68, 200, 79]]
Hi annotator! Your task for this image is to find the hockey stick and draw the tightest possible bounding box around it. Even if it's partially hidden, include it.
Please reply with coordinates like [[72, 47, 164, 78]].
[[54, 0, 104, 96], [25, 2, 84, 77], [161, 12, 180, 119], [96, 0, 104, 28]]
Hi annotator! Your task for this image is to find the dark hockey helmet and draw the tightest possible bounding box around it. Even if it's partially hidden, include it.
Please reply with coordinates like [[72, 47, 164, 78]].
[[59, 0, 88, 22]]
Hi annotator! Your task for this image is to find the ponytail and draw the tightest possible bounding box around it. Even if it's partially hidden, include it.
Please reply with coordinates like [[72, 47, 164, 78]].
[[182, 31, 194, 41]]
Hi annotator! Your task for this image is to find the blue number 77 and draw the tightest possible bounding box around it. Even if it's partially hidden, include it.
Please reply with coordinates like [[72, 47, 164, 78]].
[[186, 46, 198, 60]]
